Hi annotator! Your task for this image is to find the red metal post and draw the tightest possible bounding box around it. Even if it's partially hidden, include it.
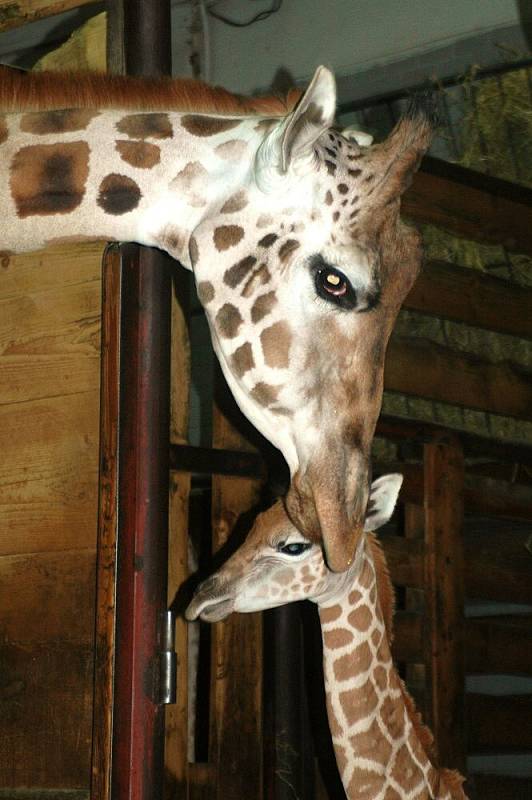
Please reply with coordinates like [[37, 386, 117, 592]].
[[107, 2, 173, 798]]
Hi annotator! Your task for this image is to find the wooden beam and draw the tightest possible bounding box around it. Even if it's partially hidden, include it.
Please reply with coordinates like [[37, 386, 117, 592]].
[[465, 615, 532, 675], [0, 0, 96, 31], [471, 774, 532, 800], [385, 336, 532, 422], [209, 372, 263, 800], [405, 259, 532, 340], [405, 156, 532, 255], [464, 530, 532, 605], [467, 693, 532, 751], [423, 435, 466, 773]]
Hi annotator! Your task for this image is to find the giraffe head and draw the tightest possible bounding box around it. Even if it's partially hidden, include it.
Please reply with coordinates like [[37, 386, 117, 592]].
[[185, 474, 402, 622], [192, 67, 433, 571]]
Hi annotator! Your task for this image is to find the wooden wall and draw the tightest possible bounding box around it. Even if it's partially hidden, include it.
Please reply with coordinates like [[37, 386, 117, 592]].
[[0, 242, 104, 794]]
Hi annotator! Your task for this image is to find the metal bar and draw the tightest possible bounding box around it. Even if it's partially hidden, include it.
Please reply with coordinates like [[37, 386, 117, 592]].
[[107, 2, 173, 798], [112, 244, 172, 800], [170, 443, 264, 478]]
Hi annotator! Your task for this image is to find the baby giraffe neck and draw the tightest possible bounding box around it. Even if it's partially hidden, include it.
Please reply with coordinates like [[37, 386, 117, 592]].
[[317, 536, 463, 799]]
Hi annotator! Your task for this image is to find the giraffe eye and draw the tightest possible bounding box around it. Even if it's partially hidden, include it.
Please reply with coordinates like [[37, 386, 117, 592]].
[[311, 256, 358, 310], [277, 541, 312, 556]]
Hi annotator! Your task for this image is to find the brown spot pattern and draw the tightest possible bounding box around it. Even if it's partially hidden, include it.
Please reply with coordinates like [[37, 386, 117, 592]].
[[349, 717, 392, 764], [181, 115, 240, 137], [333, 641, 372, 682], [215, 139, 248, 160], [346, 768, 382, 800], [320, 604, 342, 623], [97, 173, 141, 215], [220, 190, 248, 213], [224, 255, 257, 289], [278, 239, 300, 263], [171, 161, 209, 207], [189, 236, 199, 266], [373, 665, 388, 691], [250, 291, 277, 323], [20, 108, 98, 134], [216, 303, 242, 338], [340, 677, 378, 727], [391, 744, 424, 791], [242, 264, 271, 298], [323, 628, 353, 650], [250, 382, 279, 406], [213, 224, 244, 251], [231, 342, 255, 377], [116, 140, 161, 168], [258, 232, 278, 247], [197, 281, 215, 305], [10, 141, 89, 218], [347, 604, 373, 632], [261, 321, 292, 369], [116, 113, 173, 139], [256, 213, 274, 228]]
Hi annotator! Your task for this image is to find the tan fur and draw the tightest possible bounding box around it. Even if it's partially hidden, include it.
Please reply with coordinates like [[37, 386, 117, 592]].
[[0, 66, 300, 116], [368, 533, 467, 799]]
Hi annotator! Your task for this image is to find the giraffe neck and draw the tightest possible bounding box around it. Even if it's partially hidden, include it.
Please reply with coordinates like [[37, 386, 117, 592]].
[[317, 537, 463, 800], [1, 107, 261, 258]]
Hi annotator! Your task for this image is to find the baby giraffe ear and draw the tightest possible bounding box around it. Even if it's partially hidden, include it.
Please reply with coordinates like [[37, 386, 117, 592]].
[[364, 474, 403, 532], [279, 65, 336, 172]]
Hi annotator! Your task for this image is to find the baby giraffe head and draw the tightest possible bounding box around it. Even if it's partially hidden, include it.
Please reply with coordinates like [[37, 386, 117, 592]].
[[185, 474, 402, 622]]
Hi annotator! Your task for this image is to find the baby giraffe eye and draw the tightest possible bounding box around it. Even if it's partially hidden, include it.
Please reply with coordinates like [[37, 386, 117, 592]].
[[318, 266, 348, 297], [277, 541, 312, 556]]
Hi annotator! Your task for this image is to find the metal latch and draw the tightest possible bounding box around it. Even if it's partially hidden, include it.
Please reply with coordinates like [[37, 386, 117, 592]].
[[159, 609, 177, 705]]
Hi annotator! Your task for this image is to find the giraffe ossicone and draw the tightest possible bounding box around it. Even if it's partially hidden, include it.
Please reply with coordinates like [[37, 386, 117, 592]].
[[186, 475, 468, 799], [1, 65, 435, 571]]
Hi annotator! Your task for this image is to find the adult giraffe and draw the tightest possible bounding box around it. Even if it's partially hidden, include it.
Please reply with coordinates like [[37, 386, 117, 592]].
[[0, 65, 433, 570], [186, 476, 468, 799]]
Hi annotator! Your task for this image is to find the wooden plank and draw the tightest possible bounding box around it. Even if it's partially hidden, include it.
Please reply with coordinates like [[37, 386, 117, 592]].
[[385, 336, 532, 422], [472, 773, 532, 799], [405, 259, 532, 340], [465, 616, 532, 675], [378, 461, 532, 521], [0, 0, 96, 32], [467, 693, 532, 751], [209, 372, 263, 800], [90, 248, 120, 800], [380, 534, 424, 589], [464, 530, 532, 604], [165, 269, 191, 795], [0, 549, 95, 789], [423, 435, 466, 773], [0, 391, 100, 555], [392, 611, 423, 663], [405, 156, 532, 255]]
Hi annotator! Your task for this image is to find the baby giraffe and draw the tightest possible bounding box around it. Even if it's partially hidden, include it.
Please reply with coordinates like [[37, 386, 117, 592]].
[[186, 475, 467, 799]]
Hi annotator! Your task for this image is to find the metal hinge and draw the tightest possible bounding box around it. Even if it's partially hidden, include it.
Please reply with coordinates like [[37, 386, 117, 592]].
[[158, 609, 177, 705]]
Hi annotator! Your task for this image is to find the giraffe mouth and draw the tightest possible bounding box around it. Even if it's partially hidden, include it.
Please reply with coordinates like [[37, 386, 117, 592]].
[[185, 593, 235, 623]]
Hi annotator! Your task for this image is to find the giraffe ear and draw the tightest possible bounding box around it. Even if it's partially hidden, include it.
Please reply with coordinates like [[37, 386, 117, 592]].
[[255, 66, 336, 190], [364, 474, 403, 532], [279, 65, 337, 172]]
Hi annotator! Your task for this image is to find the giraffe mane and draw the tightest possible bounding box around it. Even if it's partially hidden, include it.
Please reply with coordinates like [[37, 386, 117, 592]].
[[367, 533, 467, 798], [0, 66, 301, 116]]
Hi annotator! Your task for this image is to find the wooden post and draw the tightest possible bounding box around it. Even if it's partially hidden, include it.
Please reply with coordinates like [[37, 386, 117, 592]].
[[423, 434, 466, 774], [209, 371, 263, 800]]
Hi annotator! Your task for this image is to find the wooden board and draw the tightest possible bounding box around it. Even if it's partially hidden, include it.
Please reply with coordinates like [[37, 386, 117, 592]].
[[0, 242, 103, 792], [0, 0, 96, 32], [207, 374, 263, 800], [385, 337, 532, 422], [0, 549, 95, 788], [405, 259, 532, 340], [406, 156, 532, 256]]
